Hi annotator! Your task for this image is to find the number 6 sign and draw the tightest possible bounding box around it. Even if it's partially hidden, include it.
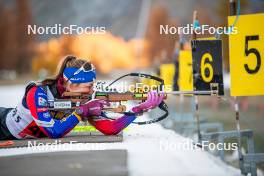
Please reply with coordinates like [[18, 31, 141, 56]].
[[228, 13, 264, 96], [191, 40, 224, 95]]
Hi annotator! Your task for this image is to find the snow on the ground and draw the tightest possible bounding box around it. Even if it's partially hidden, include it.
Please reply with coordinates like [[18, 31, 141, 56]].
[[0, 85, 241, 176], [0, 84, 24, 107], [123, 121, 241, 176]]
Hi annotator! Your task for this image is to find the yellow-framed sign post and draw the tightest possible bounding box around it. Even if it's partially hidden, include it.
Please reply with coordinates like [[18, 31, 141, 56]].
[[229, 13, 264, 96]]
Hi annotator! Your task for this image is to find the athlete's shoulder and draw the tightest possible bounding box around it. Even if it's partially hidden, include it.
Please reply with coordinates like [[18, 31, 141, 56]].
[[26, 84, 48, 108], [27, 84, 47, 95]]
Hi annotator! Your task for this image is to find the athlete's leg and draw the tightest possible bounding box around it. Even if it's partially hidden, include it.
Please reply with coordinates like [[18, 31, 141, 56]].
[[0, 107, 17, 140]]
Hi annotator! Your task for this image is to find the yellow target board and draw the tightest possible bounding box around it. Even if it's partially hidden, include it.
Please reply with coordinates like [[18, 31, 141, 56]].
[[179, 50, 193, 91], [159, 64, 175, 89], [228, 13, 264, 96]]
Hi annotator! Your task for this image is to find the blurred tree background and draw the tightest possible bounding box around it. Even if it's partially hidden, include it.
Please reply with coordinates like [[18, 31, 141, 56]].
[[0, 0, 262, 80], [0, 0, 34, 75]]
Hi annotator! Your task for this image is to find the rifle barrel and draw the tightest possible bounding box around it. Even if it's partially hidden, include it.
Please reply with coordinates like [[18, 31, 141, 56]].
[[163, 90, 217, 95]]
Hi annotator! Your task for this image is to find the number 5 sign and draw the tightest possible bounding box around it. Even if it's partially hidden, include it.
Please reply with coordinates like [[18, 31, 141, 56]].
[[229, 13, 264, 96], [191, 40, 224, 95]]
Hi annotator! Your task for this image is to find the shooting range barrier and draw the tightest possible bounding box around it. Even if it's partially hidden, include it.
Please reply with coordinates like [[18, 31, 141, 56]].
[[157, 1, 264, 175], [0, 124, 126, 176], [0, 134, 123, 149], [0, 125, 123, 148]]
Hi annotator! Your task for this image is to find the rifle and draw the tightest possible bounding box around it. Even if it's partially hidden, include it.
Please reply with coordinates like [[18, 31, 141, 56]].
[[47, 73, 219, 125]]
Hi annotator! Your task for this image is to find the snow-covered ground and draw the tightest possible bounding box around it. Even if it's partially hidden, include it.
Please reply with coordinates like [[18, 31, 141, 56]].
[[0, 84, 25, 108], [0, 85, 241, 176]]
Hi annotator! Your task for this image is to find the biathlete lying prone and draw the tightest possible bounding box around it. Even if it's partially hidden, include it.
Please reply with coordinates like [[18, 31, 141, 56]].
[[0, 55, 164, 140]]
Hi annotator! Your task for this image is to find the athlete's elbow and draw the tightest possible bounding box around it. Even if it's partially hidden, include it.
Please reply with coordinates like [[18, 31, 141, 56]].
[[48, 132, 62, 139], [46, 129, 64, 139]]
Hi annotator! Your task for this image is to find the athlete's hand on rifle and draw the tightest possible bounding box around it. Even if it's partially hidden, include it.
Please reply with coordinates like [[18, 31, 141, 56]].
[[132, 91, 164, 113], [75, 99, 110, 119]]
